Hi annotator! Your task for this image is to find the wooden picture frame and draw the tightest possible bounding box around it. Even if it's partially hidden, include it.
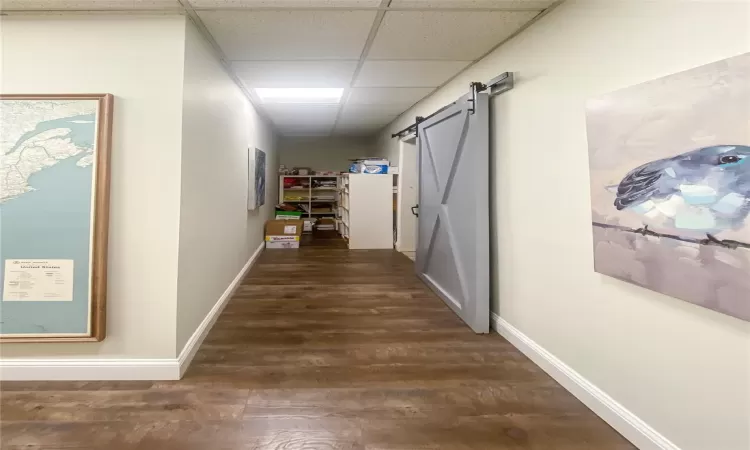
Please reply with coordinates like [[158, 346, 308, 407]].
[[0, 94, 114, 342]]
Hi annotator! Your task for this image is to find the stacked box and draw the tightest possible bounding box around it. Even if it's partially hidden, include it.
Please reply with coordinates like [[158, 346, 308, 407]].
[[265, 219, 303, 249]]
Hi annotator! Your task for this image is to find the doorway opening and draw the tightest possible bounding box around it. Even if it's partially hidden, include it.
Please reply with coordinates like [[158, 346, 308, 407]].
[[396, 135, 419, 262]]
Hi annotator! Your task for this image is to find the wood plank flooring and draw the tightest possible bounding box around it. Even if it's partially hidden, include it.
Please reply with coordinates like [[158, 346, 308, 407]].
[[1, 232, 636, 449]]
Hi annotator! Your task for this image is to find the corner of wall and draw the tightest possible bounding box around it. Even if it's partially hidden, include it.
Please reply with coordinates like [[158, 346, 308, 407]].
[[169, 14, 190, 359], [173, 17, 276, 373]]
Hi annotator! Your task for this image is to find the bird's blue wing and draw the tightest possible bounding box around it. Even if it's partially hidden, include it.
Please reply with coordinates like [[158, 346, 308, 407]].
[[614, 160, 670, 211]]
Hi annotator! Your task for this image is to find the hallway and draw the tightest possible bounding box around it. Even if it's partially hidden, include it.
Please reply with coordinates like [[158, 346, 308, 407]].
[[1, 238, 634, 449]]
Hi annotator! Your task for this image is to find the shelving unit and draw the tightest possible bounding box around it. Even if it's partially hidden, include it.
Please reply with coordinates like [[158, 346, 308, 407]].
[[337, 173, 393, 249], [337, 176, 350, 240], [279, 175, 339, 219]]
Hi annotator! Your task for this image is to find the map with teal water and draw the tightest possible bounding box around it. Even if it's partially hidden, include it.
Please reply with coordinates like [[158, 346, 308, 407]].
[[0, 99, 98, 335]]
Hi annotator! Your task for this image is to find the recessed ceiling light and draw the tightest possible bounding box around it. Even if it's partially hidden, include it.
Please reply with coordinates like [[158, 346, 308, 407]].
[[255, 88, 344, 104]]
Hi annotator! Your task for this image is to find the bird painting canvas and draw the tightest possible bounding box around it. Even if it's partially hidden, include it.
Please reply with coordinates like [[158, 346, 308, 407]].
[[586, 53, 750, 322], [255, 148, 266, 208]]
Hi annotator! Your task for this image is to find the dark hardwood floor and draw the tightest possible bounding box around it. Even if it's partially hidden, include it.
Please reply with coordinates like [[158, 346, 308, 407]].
[[1, 232, 636, 449]]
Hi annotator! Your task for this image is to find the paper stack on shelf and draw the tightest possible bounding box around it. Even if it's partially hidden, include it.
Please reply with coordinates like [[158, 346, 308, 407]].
[[316, 218, 336, 231], [313, 179, 337, 188]]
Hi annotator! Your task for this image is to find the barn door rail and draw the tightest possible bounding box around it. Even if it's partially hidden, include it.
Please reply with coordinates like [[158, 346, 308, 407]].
[[390, 72, 514, 139]]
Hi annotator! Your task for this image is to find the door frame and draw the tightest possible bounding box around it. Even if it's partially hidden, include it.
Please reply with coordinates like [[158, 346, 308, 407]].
[[396, 133, 418, 253]]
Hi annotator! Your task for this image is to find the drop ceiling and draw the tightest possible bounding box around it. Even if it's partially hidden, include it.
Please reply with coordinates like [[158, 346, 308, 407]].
[[1, 0, 559, 136]]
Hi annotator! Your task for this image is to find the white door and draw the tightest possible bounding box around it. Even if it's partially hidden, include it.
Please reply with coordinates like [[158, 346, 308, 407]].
[[416, 92, 490, 334], [397, 137, 419, 252]]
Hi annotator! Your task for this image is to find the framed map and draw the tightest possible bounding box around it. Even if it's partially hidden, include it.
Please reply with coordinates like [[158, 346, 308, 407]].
[[0, 94, 114, 342]]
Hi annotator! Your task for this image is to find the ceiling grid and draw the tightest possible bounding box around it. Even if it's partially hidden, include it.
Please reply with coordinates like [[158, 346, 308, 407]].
[[1, 0, 561, 136], [331, 0, 392, 135]]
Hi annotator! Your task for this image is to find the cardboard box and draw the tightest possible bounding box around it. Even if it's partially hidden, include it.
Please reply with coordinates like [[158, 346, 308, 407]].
[[275, 210, 303, 220], [266, 219, 303, 236], [265, 219, 303, 249], [316, 217, 336, 231]]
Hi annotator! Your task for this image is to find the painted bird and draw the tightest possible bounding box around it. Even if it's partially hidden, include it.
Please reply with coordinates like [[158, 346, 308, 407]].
[[613, 145, 750, 245]]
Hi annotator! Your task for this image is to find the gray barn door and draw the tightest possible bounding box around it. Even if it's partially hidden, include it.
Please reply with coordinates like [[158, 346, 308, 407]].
[[416, 92, 489, 334]]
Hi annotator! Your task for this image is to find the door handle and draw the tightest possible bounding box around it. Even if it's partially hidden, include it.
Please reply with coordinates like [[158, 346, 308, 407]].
[[411, 205, 419, 217]]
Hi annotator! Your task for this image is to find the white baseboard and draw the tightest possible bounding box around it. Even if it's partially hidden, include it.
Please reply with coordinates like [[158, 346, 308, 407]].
[[177, 241, 264, 377], [491, 313, 680, 450], [0, 359, 179, 381], [0, 242, 264, 382]]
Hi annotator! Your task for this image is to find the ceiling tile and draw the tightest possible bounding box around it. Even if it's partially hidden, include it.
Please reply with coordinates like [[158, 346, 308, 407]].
[[368, 10, 539, 60], [274, 123, 334, 130], [233, 61, 357, 88], [339, 106, 399, 128], [337, 116, 397, 128], [277, 125, 333, 137], [341, 103, 405, 118], [197, 10, 377, 60], [347, 87, 434, 106], [389, 0, 555, 9], [333, 122, 387, 136], [264, 104, 340, 126], [189, 0, 380, 8], [0, 0, 180, 9], [355, 60, 471, 87]]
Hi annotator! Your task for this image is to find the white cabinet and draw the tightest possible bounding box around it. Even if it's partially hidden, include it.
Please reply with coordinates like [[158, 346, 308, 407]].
[[338, 174, 393, 249]]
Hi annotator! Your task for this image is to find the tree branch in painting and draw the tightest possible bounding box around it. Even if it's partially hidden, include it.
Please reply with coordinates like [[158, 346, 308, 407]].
[[592, 222, 750, 250]]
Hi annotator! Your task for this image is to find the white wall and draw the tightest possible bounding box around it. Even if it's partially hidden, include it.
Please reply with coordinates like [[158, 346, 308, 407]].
[[279, 136, 374, 172], [377, 1, 750, 449], [0, 16, 186, 359], [175, 20, 276, 353]]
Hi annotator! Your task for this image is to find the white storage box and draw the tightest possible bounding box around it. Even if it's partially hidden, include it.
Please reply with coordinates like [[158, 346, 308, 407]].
[[266, 240, 300, 249], [265, 235, 300, 249], [303, 218, 316, 232]]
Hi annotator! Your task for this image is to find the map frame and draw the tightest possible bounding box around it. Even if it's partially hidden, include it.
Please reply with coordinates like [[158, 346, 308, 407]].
[[0, 93, 114, 342]]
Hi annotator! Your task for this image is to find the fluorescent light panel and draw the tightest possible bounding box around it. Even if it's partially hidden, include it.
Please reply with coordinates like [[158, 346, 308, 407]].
[[256, 88, 344, 104]]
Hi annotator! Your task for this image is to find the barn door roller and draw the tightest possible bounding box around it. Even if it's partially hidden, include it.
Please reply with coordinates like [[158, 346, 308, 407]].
[[467, 81, 487, 114]]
